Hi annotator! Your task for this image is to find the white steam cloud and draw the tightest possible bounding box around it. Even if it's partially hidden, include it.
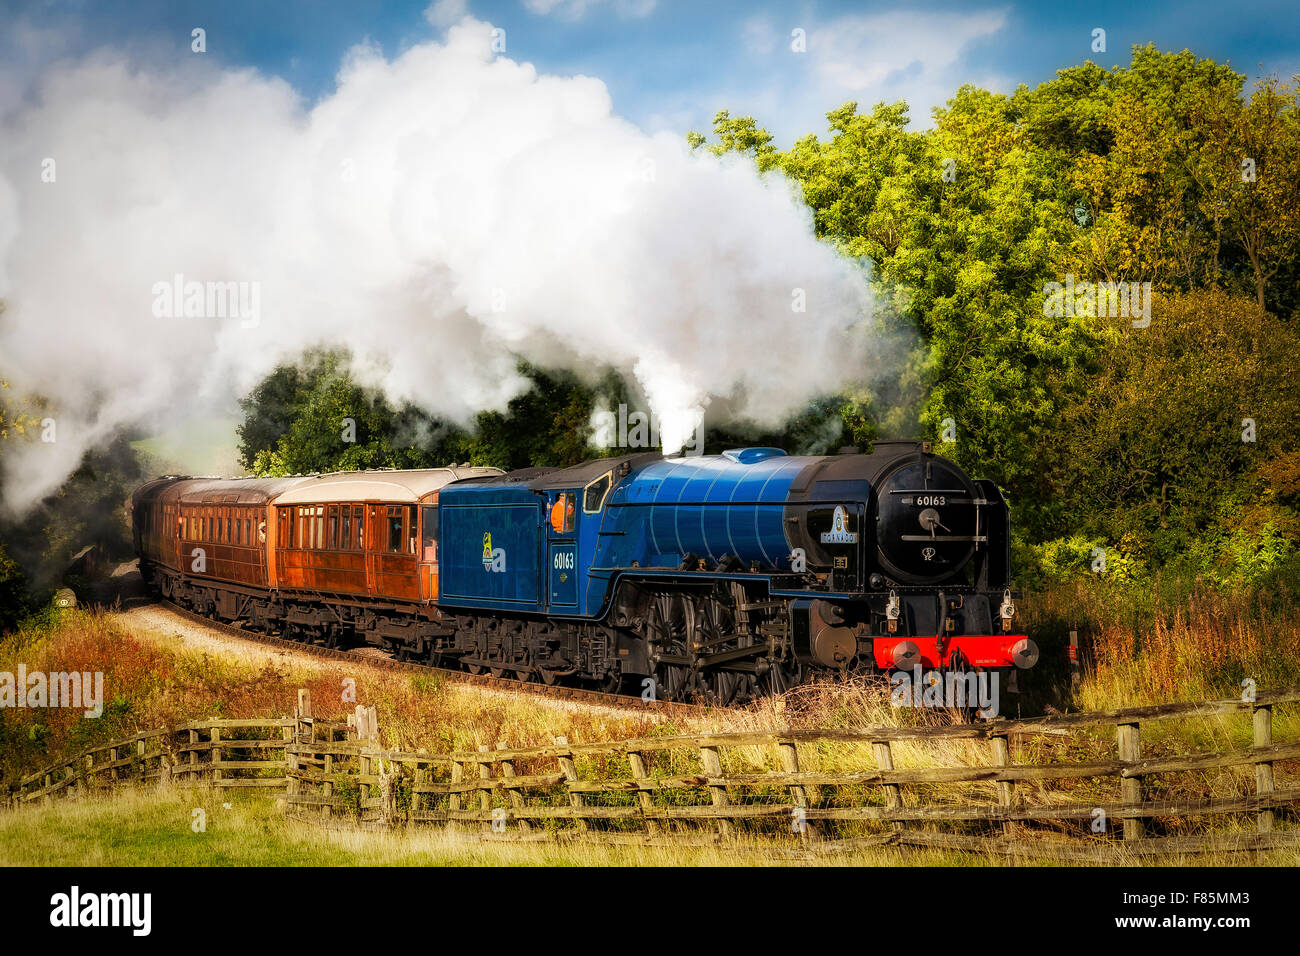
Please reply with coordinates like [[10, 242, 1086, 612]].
[[0, 14, 880, 512]]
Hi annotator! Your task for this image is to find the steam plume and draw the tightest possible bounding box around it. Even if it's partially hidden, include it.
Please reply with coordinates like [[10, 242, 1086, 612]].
[[0, 14, 881, 511]]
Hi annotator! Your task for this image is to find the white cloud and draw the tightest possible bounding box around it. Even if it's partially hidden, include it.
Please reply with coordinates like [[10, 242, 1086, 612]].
[[524, 0, 656, 21], [741, 16, 778, 55], [425, 0, 469, 29], [806, 7, 1010, 122]]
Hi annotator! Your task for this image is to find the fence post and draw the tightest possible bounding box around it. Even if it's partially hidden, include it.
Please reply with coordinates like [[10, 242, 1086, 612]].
[[360, 750, 371, 819], [990, 733, 1015, 837], [555, 736, 588, 833], [412, 752, 428, 828], [284, 722, 296, 800], [449, 758, 464, 828], [1253, 703, 1275, 834], [1117, 722, 1143, 840], [699, 744, 731, 838], [873, 740, 903, 835], [137, 738, 146, 785], [160, 736, 172, 787], [320, 746, 333, 820], [476, 744, 491, 831], [779, 740, 809, 841], [110, 746, 119, 785], [212, 726, 223, 798], [627, 750, 658, 835], [498, 742, 529, 833], [297, 688, 312, 744], [189, 729, 198, 783]]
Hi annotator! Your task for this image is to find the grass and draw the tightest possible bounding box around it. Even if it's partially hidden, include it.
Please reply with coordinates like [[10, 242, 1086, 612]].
[[1023, 576, 1300, 709], [3, 785, 1292, 866], [0, 785, 954, 867], [0, 607, 687, 788], [2, 596, 1298, 867]]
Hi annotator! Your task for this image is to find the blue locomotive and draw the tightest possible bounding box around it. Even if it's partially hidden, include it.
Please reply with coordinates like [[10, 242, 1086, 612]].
[[434, 441, 1036, 703]]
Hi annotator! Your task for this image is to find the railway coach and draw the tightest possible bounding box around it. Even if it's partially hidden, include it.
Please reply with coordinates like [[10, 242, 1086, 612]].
[[132, 467, 500, 652]]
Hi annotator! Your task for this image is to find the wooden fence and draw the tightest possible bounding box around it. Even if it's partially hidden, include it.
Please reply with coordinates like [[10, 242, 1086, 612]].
[[282, 687, 1300, 858], [10, 687, 1300, 859], [10, 718, 296, 806]]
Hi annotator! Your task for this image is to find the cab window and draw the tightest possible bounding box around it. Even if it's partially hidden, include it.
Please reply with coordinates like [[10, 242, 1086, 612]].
[[583, 472, 612, 513], [549, 492, 576, 534]]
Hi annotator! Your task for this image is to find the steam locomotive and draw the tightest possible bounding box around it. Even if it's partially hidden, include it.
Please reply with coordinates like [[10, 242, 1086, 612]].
[[132, 441, 1036, 705]]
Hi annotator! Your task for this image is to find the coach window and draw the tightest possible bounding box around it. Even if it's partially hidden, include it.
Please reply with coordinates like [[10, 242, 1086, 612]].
[[407, 506, 417, 555], [583, 472, 612, 513], [327, 505, 339, 550], [421, 506, 438, 562], [341, 508, 352, 551], [386, 507, 404, 553]]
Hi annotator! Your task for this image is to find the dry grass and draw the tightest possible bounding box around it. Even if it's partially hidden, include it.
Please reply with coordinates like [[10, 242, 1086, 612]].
[[0, 607, 699, 786], [1024, 577, 1300, 709], [3, 603, 1297, 866]]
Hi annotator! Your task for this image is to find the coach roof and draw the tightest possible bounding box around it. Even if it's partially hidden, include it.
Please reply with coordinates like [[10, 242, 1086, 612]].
[[151, 476, 315, 507], [272, 467, 503, 505]]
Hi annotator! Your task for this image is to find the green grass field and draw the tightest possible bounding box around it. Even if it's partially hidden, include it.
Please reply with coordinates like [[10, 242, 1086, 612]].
[[0, 785, 957, 867], [4, 785, 1295, 867]]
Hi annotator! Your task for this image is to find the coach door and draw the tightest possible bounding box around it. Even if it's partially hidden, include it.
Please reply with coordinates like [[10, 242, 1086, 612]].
[[419, 501, 439, 602], [364, 504, 381, 596], [546, 490, 578, 610], [365, 503, 419, 600]]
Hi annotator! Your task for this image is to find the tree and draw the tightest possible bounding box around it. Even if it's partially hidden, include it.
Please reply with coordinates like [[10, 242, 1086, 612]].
[[238, 353, 604, 476], [1058, 288, 1300, 568]]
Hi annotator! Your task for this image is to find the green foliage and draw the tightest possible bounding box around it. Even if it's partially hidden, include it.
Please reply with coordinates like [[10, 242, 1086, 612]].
[[1016, 533, 1144, 590], [1057, 289, 1300, 570], [685, 46, 1300, 583], [238, 350, 605, 476], [0, 542, 26, 631]]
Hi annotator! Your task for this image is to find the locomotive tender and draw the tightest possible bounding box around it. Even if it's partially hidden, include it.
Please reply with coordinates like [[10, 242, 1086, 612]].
[[132, 441, 1036, 704]]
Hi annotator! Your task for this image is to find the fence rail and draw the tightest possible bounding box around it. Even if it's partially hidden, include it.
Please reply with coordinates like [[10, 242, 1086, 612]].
[[10, 687, 1300, 859], [11, 718, 297, 805]]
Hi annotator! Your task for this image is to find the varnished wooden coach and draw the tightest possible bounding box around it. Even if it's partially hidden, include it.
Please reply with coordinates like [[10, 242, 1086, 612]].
[[132, 467, 500, 655]]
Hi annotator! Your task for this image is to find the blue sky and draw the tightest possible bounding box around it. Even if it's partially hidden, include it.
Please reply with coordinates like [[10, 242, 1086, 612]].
[[5, 0, 1299, 144]]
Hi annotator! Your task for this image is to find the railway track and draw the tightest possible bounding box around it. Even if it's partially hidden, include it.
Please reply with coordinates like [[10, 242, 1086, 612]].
[[150, 598, 723, 717]]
